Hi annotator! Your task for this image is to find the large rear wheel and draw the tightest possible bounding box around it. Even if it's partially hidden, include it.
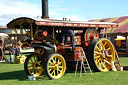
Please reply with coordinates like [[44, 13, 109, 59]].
[[24, 53, 44, 76], [45, 53, 66, 79], [87, 38, 115, 72]]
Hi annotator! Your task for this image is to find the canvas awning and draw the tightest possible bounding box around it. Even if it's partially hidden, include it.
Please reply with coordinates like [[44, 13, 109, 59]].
[[35, 19, 118, 28]]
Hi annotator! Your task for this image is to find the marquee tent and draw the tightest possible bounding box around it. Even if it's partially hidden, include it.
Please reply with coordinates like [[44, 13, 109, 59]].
[[88, 16, 128, 33]]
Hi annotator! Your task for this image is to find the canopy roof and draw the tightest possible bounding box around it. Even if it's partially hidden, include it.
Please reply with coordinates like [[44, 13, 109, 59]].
[[89, 16, 128, 33], [7, 17, 118, 29], [35, 19, 118, 28], [7, 17, 35, 29]]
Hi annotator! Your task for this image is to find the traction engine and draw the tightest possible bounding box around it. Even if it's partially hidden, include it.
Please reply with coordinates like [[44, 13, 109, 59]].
[[6, 0, 118, 79], [24, 20, 117, 79]]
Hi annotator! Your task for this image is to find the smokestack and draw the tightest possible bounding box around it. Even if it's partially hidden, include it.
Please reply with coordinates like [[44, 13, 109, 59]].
[[41, 0, 49, 19]]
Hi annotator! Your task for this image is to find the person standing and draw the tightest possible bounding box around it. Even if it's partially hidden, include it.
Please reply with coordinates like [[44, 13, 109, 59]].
[[9, 45, 15, 63], [18, 45, 22, 56], [15, 45, 18, 57]]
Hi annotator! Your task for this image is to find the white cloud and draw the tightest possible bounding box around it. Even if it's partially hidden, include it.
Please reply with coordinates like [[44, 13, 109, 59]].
[[0, 0, 88, 26], [0, 0, 70, 26], [0, 0, 41, 26]]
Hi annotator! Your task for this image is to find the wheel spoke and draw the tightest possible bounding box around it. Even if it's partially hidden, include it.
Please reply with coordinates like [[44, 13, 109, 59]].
[[55, 57, 57, 62], [49, 60, 53, 65], [95, 58, 101, 64], [31, 59, 33, 63], [96, 46, 101, 51], [107, 47, 111, 51], [36, 67, 41, 73], [51, 69, 55, 75], [99, 42, 103, 50], [28, 62, 32, 64], [101, 43, 105, 49], [58, 60, 62, 65], [95, 51, 100, 55], [107, 55, 112, 58], [48, 66, 55, 68], [57, 69, 61, 74], [103, 42, 107, 47], [102, 62, 107, 69], [35, 67, 38, 73], [32, 67, 35, 73], [51, 58, 55, 64], [103, 59, 111, 65], [34, 57, 38, 63], [99, 61, 102, 67], [58, 66, 63, 69], [29, 67, 34, 73], [95, 55, 100, 59], [57, 59, 60, 64], [28, 65, 33, 68], [48, 68, 52, 72], [54, 70, 56, 76], [29, 67, 33, 71], [34, 57, 35, 61], [56, 68, 59, 75]]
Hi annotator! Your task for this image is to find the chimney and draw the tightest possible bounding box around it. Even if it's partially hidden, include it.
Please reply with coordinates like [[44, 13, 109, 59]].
[[41, 0, 49, 19]]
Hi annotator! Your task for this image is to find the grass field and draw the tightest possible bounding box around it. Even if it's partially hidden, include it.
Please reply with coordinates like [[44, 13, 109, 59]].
[[0, 54, 128, 85]]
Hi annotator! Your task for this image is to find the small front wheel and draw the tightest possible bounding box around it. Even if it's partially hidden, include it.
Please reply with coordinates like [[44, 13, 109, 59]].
[[45, 53, 66, 79], [24, 53, 44, 76]]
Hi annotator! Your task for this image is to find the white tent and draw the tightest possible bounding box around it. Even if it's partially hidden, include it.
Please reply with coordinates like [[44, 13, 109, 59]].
[[0, 33, 9, 39]]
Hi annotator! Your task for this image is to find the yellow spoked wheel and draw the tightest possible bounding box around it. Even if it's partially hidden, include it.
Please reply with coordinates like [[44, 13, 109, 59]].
[[24, 53, 44, 76], [45, 53, 66, 79], [87, 38, 115, 72]]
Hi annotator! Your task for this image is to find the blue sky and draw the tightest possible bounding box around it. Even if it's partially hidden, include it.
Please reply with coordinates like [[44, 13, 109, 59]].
[[0, 0, 128, 26]]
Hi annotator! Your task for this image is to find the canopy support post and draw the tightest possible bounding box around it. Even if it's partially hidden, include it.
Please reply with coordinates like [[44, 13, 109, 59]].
[[30, 24, 33, 40]]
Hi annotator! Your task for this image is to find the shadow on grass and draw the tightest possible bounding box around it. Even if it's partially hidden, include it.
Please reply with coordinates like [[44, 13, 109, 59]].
[[0, 67, 92, 81], [0, 70, 51, 81], [0, 70, 28, 81]]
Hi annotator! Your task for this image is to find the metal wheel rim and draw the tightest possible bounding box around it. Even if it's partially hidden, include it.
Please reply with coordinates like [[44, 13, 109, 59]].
[[27, 54, 44, 76], [47, 54, 66, 79], [94, 39, 115, 72]]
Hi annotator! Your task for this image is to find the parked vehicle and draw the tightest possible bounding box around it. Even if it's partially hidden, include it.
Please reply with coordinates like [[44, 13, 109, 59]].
[[22, 19, 118, 79], [7, 0, 118, 79]]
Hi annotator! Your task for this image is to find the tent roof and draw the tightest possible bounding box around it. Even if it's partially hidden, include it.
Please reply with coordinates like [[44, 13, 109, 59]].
[[0, 26, 7, 28], [88, 16, 128, 33], [0, 33, 9, 38]]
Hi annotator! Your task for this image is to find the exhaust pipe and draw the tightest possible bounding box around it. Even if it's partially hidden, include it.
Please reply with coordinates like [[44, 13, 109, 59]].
[[41, 0, 49, 19]]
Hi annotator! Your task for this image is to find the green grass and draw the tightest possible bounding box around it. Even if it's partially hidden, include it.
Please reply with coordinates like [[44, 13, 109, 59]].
[[1, 55, 128, 85]]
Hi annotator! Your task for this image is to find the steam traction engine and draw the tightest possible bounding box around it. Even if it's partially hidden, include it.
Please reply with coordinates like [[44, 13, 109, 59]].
[[23, 19, 118, 79], [5, 0, 118, 79], [7, 0, 118, 79]]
